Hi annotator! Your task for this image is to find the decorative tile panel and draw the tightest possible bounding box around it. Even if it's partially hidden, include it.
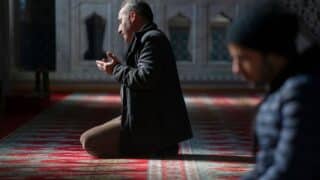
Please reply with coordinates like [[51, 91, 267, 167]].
[[281, 0, 320, 43]]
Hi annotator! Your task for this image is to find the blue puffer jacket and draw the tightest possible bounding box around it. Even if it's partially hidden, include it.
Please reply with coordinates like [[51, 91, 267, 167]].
[[243, 46, 320, 180]]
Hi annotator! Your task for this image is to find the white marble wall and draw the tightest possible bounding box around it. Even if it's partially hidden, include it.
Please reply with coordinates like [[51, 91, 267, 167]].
[[54, 0, 124, 82]]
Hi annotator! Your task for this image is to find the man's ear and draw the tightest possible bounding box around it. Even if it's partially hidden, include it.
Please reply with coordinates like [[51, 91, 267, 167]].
[[129, 10, 137, 23]]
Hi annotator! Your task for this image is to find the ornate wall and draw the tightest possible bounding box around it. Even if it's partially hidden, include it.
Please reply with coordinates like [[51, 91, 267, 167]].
[[281, 0, 320, 44], [10, 0, 320, 86], [52, 0, 242, 84]]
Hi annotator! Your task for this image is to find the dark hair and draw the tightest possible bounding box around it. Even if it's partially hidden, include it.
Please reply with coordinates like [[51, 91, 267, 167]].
[[227, 0, 299, 59], [121, 0, 154, 23]]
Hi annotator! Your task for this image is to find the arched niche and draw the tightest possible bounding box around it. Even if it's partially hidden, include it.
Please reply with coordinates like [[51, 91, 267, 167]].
[[84, 13, 106, 60]]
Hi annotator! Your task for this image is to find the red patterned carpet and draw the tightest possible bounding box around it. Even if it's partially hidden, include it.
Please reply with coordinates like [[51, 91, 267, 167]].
[[0, 93, 261, 179], [0, 93, 68, 139]]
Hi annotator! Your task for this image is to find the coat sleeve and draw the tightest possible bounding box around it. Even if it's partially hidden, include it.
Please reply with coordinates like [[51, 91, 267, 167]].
[[258, 76, 314, 180], [111, 34, 162, 90]]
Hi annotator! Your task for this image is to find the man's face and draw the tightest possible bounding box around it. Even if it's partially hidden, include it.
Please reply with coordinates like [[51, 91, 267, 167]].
[[228, 43, 269, 84], [118, 5, 134, 43]]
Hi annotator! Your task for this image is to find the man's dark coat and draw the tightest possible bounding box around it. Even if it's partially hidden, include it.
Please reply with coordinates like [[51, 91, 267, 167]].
[[112, 23, 193, 154]]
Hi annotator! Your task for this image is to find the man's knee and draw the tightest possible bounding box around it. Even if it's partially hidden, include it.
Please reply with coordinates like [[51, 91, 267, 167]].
[[80, 130, 120, 158], [79, 132, 86, 147], [80, 134, 104, 157], [79, 116, 122, 157]]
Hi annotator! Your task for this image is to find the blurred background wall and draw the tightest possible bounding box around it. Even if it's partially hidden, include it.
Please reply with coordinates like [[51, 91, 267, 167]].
[[1, 0, 319, 93]]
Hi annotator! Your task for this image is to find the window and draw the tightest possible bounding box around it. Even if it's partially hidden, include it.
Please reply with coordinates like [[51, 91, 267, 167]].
[[209, 13, 231, 62], [168, 13, 192, 62]]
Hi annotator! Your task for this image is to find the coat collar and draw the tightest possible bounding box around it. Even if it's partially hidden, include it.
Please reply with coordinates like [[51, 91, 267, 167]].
[[268, 62, 296, 93], [134, 22, 158, 38], [126, 23, 158, 58]]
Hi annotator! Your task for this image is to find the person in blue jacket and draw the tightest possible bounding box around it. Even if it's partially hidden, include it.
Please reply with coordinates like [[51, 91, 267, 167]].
[[227, 1, 320, 179]]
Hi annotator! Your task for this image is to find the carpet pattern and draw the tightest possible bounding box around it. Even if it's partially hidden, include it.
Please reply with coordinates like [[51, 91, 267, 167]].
[[0, 93, 260, 179]]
